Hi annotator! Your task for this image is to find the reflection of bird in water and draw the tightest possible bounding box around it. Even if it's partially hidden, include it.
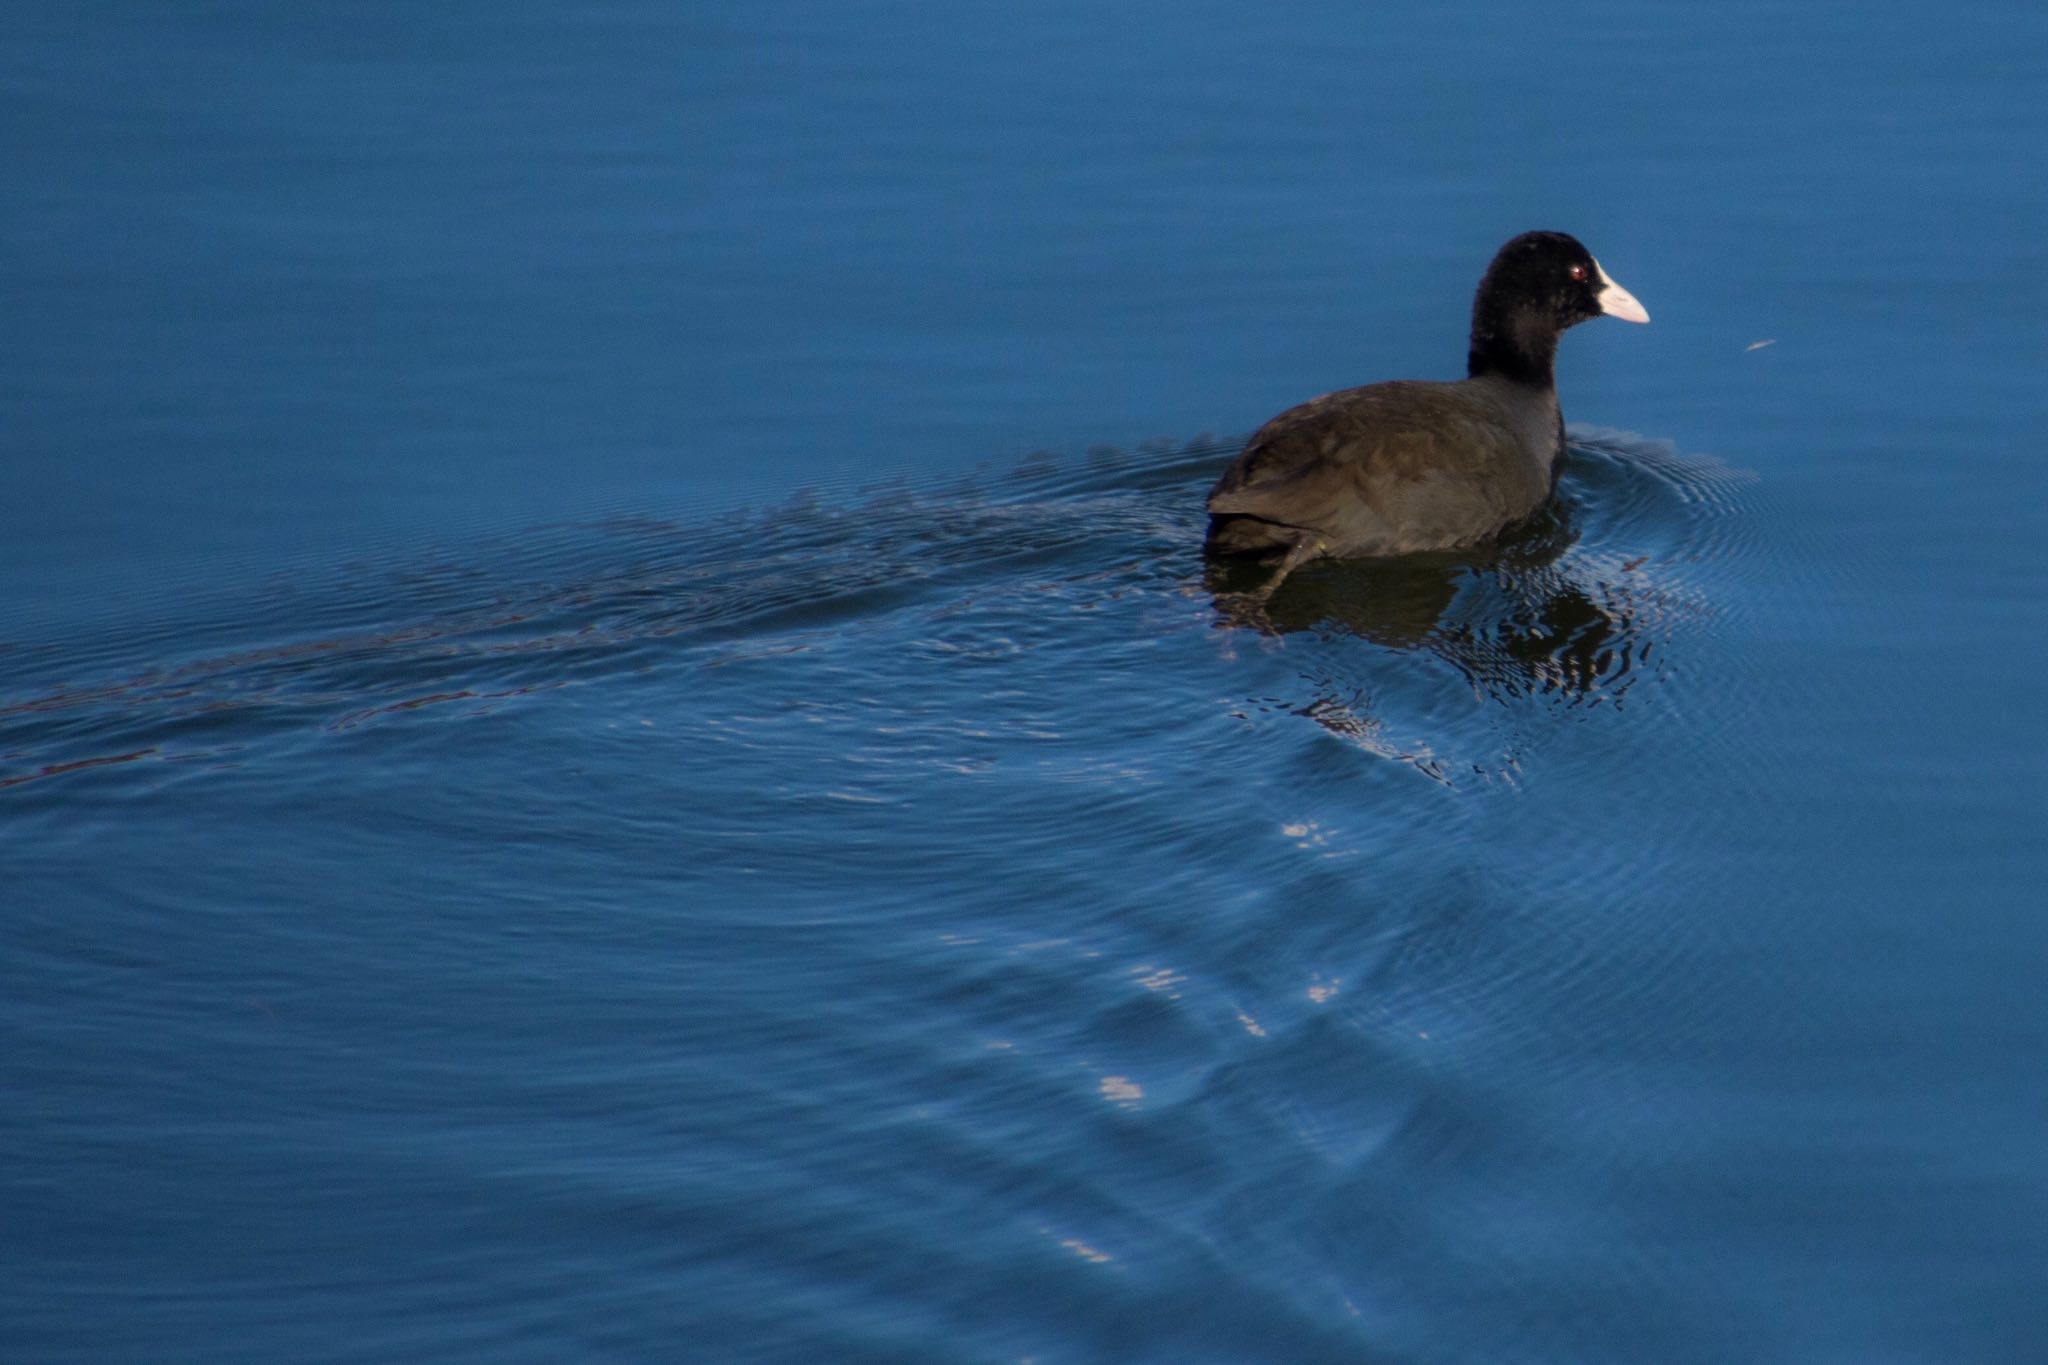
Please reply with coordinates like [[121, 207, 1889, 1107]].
[[1207, 493, 1657, 707]]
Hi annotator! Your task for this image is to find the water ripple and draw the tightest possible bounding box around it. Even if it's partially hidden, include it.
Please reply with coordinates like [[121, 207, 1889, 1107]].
[[1, 430, 1744, 803]]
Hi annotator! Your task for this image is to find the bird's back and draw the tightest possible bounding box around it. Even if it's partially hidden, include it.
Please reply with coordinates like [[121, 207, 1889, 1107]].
[[1205, 377, 1561, 558]]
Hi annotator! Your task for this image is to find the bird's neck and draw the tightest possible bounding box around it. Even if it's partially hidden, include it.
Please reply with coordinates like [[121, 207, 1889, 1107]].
[[1466, 303, 1558, 388]]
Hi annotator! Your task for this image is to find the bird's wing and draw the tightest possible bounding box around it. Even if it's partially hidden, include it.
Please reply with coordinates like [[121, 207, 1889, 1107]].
[[1206, 388, 1449, 532]]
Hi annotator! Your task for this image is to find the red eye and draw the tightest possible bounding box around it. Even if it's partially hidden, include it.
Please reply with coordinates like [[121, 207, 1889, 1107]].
[[1568, 264, 1588, 282]]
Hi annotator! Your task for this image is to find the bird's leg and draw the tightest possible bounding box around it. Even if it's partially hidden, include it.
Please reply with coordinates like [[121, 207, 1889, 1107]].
[[1253, 533, 1324, 602]]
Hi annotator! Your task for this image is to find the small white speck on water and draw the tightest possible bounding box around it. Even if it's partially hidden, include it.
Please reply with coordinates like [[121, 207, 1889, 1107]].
[[1099, 1075, 1142, 1103], [1037, 1228, 1114, 1265]]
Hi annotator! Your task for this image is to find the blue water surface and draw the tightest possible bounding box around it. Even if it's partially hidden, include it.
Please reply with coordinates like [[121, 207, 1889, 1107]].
[[6, 3, 2048, 1361]]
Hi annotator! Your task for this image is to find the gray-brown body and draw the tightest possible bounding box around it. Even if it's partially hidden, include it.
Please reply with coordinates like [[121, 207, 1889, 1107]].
[[1205, 375, 1564, 559]]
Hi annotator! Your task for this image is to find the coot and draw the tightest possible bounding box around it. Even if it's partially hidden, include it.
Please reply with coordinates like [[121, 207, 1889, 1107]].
[[1204, 231, 1648, 596]]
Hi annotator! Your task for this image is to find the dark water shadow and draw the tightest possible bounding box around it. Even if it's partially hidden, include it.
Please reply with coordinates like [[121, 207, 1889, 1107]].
[[1203, 430, 1749, 726], [1209, 501, 1634, 691]]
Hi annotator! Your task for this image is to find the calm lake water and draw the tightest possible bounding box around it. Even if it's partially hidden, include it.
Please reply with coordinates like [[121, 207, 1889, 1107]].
[[6, 3, 2047, 1361]]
